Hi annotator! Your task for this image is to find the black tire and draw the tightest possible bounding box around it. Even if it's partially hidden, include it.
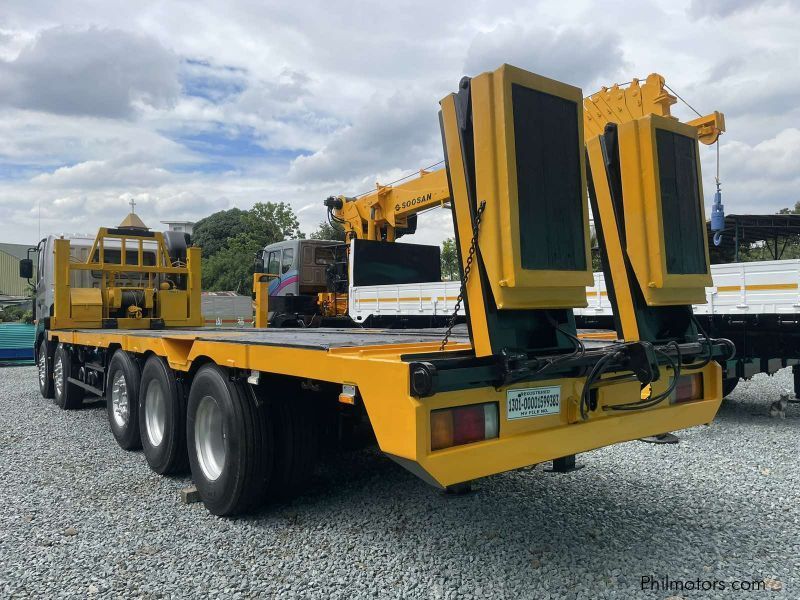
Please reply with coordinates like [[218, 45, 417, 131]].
[[722, 378, 739, 399], [186, 364, 272, 516], [38, 338, 54, 399], [52, 344, 84, 410], [106, 351, 142, 450], [139, 356, 188, 475], [267, 389, 318, 499]]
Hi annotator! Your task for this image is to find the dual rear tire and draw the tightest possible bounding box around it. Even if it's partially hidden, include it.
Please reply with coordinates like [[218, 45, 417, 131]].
[[184, 366, 320, 515], [186, 364, 273, 516], [106, 351, 142, 450], [138, 356, 188, 475], [43, 344, 318, 516], [108, 352, 190, 476]]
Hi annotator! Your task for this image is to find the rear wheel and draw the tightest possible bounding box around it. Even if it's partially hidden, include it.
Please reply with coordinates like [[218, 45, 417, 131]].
[[722, 378, 739, 399], [267, 388, 318, 499], [139, 355, 188, 474], [52, 344, 84, 410], [187, 364, 272, 516], [38, 339, 54, 399], [106, 351, 142, 450]]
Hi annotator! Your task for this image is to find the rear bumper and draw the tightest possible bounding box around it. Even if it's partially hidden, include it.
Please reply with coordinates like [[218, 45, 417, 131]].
[[403, 396, 719, 487], [381, 362, 721, 488]]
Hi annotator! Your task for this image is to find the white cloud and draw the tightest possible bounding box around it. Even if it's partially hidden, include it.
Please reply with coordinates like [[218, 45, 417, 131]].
[[688, 0, 786, 18], [0, 26, 179, 118], [288, 88, 442, 185], [701, 128, 800, 214], [0, 0, 798, 250], [32, 158, 172, 188], [464, 24, 626, 89]]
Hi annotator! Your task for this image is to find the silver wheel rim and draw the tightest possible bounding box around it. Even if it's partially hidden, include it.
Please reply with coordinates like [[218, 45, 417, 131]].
[[145, 380, 166, 447], [39, 351, 47, 389], [53, 354, 63, 398], [195, 395, 226, 481], [111, 371, 129, 428]]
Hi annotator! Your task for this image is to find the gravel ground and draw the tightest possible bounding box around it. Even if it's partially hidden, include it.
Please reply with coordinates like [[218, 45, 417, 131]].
[[1, 365, 798, 599]]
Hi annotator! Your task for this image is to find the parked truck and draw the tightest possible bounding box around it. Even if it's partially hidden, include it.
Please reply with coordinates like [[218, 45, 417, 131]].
[[577, 258, 800, 396], [22, 64, 731, 516]]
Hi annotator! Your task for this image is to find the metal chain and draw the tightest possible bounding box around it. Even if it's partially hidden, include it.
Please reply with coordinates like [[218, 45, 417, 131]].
[[440, 200, 486, 351]]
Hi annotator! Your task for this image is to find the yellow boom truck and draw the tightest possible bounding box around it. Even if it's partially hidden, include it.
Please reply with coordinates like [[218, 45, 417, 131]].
[[29, 65, 732, 516]]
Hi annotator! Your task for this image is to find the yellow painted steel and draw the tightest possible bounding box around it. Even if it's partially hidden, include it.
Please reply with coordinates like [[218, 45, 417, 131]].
[[586, 136, 642, 338], [583, 73, 725, 145], [617, 115, 712, 305], [253, 273, 269, 328], [463, 64, 593, 310], [45, 64, 727, 490], [440, 64, 593, 356], [69, 288, 102, 322], [48, 325, 721, 487], [50, 229, 203, 330], [440, 93, 494, 356], [331, 168, 450, 241], [158, 289, 191, 322]]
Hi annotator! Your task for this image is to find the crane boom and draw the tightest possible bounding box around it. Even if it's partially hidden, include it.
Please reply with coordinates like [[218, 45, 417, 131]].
[[324, 168, 450, 241], [583, 73, 725, 144], [325, 74, 723, 244]]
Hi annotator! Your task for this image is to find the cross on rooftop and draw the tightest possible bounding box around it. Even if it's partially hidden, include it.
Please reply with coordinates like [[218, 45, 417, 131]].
[[129, 198, 136, 213]]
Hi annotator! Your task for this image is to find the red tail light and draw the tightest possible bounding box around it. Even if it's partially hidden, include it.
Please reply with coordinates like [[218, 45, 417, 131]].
[[431, 403, 499, 451], [672, 373, 703, 403]]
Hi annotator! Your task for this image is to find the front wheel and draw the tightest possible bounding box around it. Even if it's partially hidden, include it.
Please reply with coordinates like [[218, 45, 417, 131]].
[[186, 364, 273, 516], [38, 339, 54, 399]]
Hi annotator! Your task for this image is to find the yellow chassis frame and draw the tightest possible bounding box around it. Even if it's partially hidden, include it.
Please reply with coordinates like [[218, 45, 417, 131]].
[[49, 327, 721, 487]]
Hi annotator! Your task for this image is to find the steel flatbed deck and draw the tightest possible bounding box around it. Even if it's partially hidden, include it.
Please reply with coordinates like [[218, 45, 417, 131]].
[[59, 326, 616, 352]]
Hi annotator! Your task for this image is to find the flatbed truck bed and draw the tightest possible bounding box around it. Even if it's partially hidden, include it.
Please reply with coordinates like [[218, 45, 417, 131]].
[[56, 325, 620, 351], [46, 323, 724, 514]]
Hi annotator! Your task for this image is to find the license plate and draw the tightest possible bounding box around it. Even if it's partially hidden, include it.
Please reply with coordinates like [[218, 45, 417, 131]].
[[507, 386, 561, 420]]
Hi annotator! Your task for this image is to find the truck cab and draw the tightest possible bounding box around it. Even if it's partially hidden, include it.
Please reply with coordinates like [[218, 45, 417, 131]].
[[256, 239, 344, 325]]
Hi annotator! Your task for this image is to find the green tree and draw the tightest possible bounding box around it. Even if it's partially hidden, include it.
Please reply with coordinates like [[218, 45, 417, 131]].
[[1, 306, 27, 322], [440, 237, 459, 281], [202, 234, 264, 293], [192, 208, 247, 259], [310, 220, 346, 241], [201, 202, 304, 292], [245, 202, 304, 243]]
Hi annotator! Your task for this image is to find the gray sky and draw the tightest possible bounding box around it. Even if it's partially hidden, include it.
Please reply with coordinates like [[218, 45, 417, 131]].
[[0, 0, 798, 246]]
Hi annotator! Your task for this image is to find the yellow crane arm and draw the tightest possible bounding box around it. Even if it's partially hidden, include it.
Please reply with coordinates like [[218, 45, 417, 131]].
[[583, 73, 725, 145], [326, 74, 723, 244], [325, 168, 450, 241]]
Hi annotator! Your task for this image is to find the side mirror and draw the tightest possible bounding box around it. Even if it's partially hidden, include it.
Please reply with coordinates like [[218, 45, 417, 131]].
[[19, 258, 33, 279], [254, 257, 265, 273]]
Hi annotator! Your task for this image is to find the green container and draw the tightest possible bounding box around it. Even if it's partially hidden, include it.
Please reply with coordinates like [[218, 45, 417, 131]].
[[0, 323, 35, 364]]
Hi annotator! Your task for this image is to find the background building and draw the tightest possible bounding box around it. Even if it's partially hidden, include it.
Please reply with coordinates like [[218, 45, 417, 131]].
[[161, 220, 195, 235], [0, 242, 37, 300]]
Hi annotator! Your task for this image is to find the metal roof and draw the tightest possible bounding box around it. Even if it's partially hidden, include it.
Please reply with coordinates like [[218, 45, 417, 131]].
[[706, 214, 800, 261], [0, 242, 36, 262]]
